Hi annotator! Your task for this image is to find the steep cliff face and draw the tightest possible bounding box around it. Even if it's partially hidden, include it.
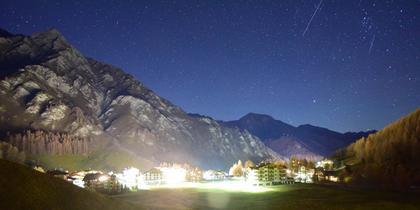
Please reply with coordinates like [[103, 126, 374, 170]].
[[0, 28, 278, 169]]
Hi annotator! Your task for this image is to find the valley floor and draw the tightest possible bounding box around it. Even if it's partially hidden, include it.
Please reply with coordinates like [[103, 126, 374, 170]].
[[114, 184, 420, 210]]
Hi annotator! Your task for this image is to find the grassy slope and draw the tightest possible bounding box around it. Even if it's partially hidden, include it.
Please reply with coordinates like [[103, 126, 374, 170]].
[[115, 184, 420, 210], [0, 159, 140, 210]]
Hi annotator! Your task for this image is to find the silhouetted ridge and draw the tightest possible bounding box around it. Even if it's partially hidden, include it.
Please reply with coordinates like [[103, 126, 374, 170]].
[[224, 113, 374, 159]]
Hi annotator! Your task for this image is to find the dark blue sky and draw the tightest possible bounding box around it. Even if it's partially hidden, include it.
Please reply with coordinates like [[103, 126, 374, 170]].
[[1, 0, 419, 132]]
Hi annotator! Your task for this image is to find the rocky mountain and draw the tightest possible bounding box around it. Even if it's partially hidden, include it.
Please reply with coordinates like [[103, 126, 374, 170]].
[[223, 113, 374, 159], [0, 28, 279, 170]]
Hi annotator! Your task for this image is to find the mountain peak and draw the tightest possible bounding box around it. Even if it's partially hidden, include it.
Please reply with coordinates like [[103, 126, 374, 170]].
[[224, 112, 373, 157], [223, 112, 296, 142], [0, 28, 75, 78], [31, 28, 70, 49], [35, 27, 61, 35], [297, 124, 326, 130], [240, 112, 275, 121]]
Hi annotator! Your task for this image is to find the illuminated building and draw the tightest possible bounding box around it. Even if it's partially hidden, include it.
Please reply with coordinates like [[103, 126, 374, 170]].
[[116, 167, 142, 190], [203, 170, 227, 181], [294, 166, 314, 183], [143, 166, 190, 185], [32, 165, 45, 173], [323, 170, 340, 182], [160, 166, 187, 184], [246, 163, 289, 186], [314, 159, 346, 183], [72, 179, 85, 188], [83, 173, 123, 193], [83, 173, 108, 189], [47, 169, 69, 180], [186, 168, 203, 182], [144, 168, 164, 185], [316, 159, 334, 170]]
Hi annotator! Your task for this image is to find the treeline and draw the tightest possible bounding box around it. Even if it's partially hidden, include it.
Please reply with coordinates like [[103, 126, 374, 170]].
[[229, 160, 256, 176], [4, 130, 89, 155], [336, 109, 420, 190], [228, 159, 291, 177], [0, 142, 25, 163], [288, 156, 315, 172]]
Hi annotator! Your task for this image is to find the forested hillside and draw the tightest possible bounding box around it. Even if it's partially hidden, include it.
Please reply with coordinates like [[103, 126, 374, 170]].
[[336, 109, 420, 190], [5, 130, 89, 155]]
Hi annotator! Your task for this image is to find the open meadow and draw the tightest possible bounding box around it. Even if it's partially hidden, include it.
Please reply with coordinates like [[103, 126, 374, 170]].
[[114, 184, 420, 210]]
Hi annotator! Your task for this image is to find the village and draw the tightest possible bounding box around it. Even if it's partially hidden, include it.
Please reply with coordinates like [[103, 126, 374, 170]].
[[31, 158, 342, 194]]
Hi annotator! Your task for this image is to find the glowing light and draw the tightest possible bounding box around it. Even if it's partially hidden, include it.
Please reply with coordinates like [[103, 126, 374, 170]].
[[72, 179, 85, 188], [316, 159, 333, 168], [160, 167, 186, 184], [246, 169, 258, 185], [203, 171, 212, 180], [294, 169, 314, 183], [328, 176, 338, 182], [98, 175, 109, 182], [117, 167, 141, 190], [203, 170, 226, 181], [123, 167, 140, 179]]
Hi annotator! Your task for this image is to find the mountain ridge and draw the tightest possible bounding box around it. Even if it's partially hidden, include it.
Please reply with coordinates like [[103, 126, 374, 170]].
[[223, 112, 375, 159], [0, 28, 279, 170]]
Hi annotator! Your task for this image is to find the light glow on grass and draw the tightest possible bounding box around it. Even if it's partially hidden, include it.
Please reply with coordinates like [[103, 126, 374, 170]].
[[142, 180, 272, 193]]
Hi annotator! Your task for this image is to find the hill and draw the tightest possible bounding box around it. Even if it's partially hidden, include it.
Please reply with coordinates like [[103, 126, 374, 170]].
[[335, 109, 420, 190], [0, 159, 137, 210]]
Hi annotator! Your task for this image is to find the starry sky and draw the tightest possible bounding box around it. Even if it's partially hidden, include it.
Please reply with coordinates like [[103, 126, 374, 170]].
[[1, 0, 419, 132]]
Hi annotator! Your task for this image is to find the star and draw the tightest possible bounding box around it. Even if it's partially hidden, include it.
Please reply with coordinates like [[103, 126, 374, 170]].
[[1, 0, 418, 132]]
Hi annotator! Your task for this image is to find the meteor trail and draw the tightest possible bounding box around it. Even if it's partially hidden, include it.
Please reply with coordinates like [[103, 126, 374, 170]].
[[302, 0, 324, 37], [369, 34, 376, 54]]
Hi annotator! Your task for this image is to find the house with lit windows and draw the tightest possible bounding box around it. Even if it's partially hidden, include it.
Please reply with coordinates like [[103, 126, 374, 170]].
[[144, 168, 164, 185], [246, 163, 291, 186]]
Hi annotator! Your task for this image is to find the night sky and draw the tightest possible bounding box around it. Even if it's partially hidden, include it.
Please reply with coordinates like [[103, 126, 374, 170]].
[[1, 0, 419, 132]]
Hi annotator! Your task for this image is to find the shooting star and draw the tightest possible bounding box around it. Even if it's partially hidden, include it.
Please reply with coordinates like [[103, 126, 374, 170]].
[[368, 34, 376, 54], [302, 0, 324, 37]]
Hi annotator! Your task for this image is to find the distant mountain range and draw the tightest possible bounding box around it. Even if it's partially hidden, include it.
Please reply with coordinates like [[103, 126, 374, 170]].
[[0, 28, 377, 171], [223, 113, 375, 160], [0, 28, 279, 170]]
